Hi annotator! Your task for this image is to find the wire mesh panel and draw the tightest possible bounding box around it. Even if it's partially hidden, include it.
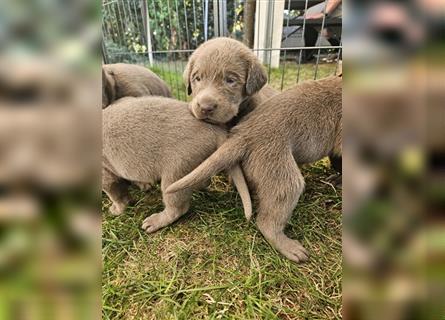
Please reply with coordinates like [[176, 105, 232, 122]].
[[102, 0, 342, 100]]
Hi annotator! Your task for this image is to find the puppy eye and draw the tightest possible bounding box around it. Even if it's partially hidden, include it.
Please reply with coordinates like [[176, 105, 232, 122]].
[[225, 77, 236, 85], [193, 76, 201, 82]]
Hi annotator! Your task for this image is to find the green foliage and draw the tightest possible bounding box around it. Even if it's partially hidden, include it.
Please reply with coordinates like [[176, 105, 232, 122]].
[[103, 0, 243, 56], [102, 0, 147, 58], [148, 0, 215, 51], [150, 64, 187, 100]]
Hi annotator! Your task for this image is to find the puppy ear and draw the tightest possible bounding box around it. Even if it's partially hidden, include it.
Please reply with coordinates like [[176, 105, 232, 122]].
[[183, 56, 194, 95], [102, 67, 116, 108], [246, 60, 267, 96], [102, 66, 116, 108]]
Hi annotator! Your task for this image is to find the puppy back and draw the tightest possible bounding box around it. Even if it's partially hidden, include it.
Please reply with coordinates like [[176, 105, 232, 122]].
[[103, 96, 226, 177], [103, 63, 172, 100]]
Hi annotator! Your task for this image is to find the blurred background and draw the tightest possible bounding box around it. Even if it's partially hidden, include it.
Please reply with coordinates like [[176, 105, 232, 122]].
[[0, 0, 444, 319], [0, 0, 101, 319], [343, 0, 445, 319]]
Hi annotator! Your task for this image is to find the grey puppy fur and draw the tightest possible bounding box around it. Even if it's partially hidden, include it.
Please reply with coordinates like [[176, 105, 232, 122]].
[[102, 63, 172, 108], [102, 96, 252, 232], [184, 37, 278, 125], [167, 76, 342, 263]]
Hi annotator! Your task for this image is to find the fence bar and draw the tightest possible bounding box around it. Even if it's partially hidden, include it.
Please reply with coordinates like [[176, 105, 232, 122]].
[[234, 0, 237, 36], [296, 0, 310, 83], [220, 0, 228, 36], [164, 0, 175, 89], [255, 0, 260, 59], [111, 2, 125, 47], [107, 45, 342, 55], [149, 0, 168, 84], [124, 1, 137, 49], [149, 0, 160, 51], [192, 0, 198, 47], [213, 0, 219, 36], [183, 0, 190, 49], [252, 46, 342, 51], [267, 0, 274, 80], [204, 0, 209, 40], [314, 0, 329, 80], [103, 0, 118, 6], [174, 0, 184, 50], [115, 1, 127, 45], [130, 0, 144, 46], [334, 39, 343, 75], [280, 0, 292, 90], [166, 0, 182, 98], [102, 37, 109, 64], [141, 0, 154, 66], [121, 0, 130, 35], [102, 15, 110, 47]]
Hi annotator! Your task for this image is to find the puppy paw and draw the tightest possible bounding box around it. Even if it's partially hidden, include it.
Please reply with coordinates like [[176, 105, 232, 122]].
[[109, 203, 125, 216], [278, 239, 309, 263], [142, 212, 171, 233], [135, 182, 151, 191]]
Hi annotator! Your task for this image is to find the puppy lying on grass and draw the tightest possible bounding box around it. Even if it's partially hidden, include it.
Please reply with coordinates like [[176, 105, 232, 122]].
[[102, 63, 171, 108], [102, 96, 251, 233], [167, 76, 342, 262]]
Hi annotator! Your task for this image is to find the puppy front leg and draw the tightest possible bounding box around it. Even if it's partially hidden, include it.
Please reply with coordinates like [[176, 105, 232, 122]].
[[142, 177, 192, 233], [102, 168, 132, 215]]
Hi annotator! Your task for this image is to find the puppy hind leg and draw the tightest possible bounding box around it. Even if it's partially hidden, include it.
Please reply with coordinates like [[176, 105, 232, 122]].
[[142, 176, 192, 233], [102, 168, 132, 215], [255, 161, 309, 263], [331, 124, 342, 174]]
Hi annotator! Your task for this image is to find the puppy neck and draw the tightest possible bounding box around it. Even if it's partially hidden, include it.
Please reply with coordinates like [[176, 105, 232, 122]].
[[226, 95, 256, 128]]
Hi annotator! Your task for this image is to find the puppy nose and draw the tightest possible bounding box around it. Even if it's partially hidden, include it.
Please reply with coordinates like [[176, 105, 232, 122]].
[[199, 102, 216, 115]]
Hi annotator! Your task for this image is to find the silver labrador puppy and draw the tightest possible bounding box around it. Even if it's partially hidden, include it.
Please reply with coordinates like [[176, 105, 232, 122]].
[[167, 76, 342, 262], [102, 63, 171, 108], [102, 96, 251, 232]]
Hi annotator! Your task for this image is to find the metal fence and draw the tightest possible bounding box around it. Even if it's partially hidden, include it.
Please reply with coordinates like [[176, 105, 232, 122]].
[[102, 0, 342, 100]]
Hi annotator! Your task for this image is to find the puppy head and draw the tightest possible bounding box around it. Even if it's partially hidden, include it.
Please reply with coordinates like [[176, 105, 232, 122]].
[[184, 37, 267, 124], [102, 66, 116, 108]]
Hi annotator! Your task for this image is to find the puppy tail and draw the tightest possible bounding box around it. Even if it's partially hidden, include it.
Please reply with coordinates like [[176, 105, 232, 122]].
[[228, 165, 252, 221], [166, 138, 244, 193]]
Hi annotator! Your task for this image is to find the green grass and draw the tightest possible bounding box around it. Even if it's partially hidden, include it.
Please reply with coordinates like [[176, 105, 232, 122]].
[[150, 63, 187, 101], [150, 60, 339, 101], [103, 61, 342, 319], [103, 163, 341, 319], [267, 62, 339, 91]]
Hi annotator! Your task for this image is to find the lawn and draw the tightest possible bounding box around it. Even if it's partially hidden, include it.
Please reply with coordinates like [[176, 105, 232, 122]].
[[102, 61, 342, 319], [148, 60, 340, 100]]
